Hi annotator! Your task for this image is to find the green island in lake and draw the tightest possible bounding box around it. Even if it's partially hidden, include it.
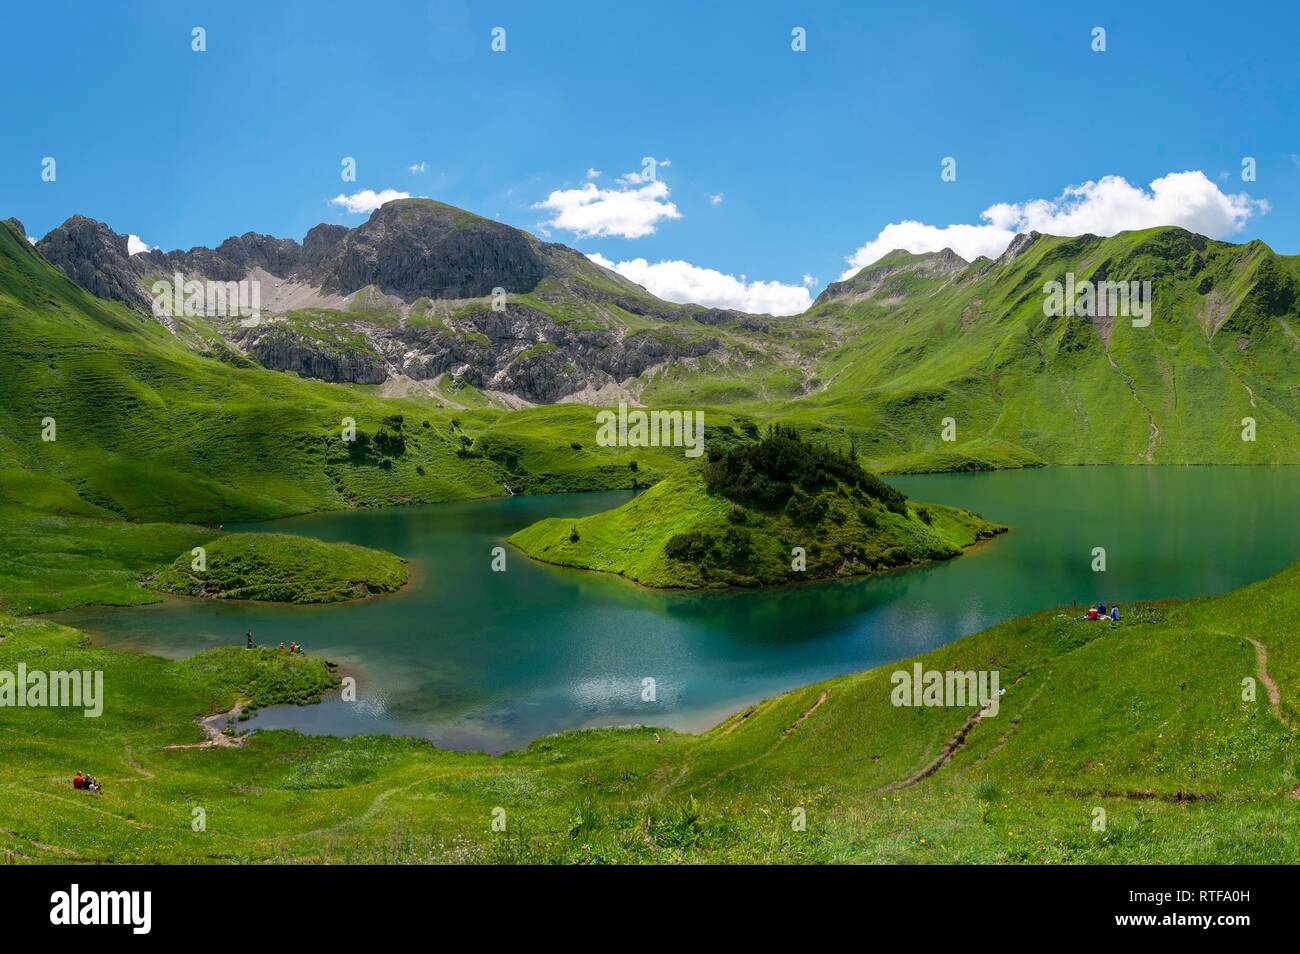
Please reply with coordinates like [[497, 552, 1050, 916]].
[[510, 426, 1005, 588]]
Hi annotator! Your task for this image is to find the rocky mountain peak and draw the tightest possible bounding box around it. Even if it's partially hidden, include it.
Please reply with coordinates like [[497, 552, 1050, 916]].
[[309, 198, 547, 299], [37, 215, 150, 311], [814, 247, 970, 307], [998, 231, 1041, 264]]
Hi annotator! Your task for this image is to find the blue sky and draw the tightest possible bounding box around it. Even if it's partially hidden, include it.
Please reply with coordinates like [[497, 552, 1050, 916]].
[[5, 0, 1298, 314]]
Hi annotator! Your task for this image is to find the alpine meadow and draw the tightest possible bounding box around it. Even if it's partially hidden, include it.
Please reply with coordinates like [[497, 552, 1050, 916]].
[[3, 1, 1299, 929]]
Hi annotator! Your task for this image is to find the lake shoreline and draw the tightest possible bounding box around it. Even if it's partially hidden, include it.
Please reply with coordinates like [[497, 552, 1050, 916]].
[[48, 466, 1300, 754]]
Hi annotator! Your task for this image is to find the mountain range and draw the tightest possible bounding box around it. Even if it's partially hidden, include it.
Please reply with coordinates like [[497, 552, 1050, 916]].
[[32, 200, 765, 404], [12, 196, 1300, 482]]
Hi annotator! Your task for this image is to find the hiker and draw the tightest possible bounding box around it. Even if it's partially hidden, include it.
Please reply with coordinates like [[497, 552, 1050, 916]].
[[1110, 605, 1120, 621], [277, 642, 285, 651], [1095, 601, 1107, 616], [1087, 606, 1099, 620], [72, 771, 84, 790], [85, 775, 100, 793], [245, 627, 254, 649]]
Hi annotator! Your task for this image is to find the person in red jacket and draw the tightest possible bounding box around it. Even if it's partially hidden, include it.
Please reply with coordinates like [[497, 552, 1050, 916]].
[[72, 771, 84, 790]]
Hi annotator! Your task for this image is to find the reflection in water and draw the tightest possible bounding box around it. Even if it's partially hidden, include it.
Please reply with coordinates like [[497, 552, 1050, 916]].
[[54, 467, 1300, 754]]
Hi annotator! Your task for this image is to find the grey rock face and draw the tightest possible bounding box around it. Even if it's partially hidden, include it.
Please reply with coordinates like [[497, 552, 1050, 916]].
[[246, 303, 715, 402], [37, 216, 152, 311], [309, 200, 546, 299], [245, 328, 388, 385], [998, 231, 1041, 264], [814, 247, 970, 306], [302, 224, 348, 267], [32, 199, 739, 402]]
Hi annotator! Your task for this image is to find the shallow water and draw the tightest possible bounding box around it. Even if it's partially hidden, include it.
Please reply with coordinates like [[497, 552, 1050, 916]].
[[55, 466, 1300, 753]]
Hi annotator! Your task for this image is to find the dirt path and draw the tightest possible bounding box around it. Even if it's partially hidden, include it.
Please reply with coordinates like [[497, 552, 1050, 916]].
[[781, 690, 829, 740], [880, 706, 990, 793], [881, 673, 1025, 792], [123, 744, 155, 780], [974, 675, 1050, 766], [0, 827, 80, 857], [1245, 637, 1289, 729], [165, 702, 247, 750], [679, 689, 833, 795], [1105, 349, 1160, 461]]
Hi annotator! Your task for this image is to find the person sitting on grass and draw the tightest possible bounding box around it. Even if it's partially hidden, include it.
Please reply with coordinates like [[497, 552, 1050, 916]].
[[72, 771, 84, 790]]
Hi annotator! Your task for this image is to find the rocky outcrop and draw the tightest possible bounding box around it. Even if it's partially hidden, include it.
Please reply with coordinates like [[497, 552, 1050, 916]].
[[37, 216, 152, 311], [246, 329, 388, 384], [815, 247, 970, 306], [308, 200, 546, 299], [223, 299, 719, 402], [30, 199, 744, 402], [997, 231, 1041, 265], [302, 223, 348, 267]]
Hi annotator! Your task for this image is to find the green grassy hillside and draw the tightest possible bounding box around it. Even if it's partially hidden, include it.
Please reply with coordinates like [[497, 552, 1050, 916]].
[[4, 556, 1298, 864], [0, 218, 712, 524], [0, 219, 505, 523], [754, 227, 1300, 470], [0, 219, 712, 612], [150, 533, 408, 604], [0, 469, 211, 615], [511, 427, 1003, 587]]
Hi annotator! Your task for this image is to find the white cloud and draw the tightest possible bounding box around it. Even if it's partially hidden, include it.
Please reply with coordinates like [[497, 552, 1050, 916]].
[[587, 252, 811, 316], [840, 171, 1269, 279], [409, 161, 427, 173], [586, 167, 602, 179], [535, 180, 681, 239], [802, 274, 817, 287], [127, 234, 152, 255], [328, 188, 415, 214], [708, 193, 724, 206], [28, 236, 36, 245]]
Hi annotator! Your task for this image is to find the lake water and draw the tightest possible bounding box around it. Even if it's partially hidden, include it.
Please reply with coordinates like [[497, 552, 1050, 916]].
[[55, 466, 1300, 753]]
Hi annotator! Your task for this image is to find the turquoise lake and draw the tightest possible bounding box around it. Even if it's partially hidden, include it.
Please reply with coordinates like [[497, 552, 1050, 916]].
[[54, 466, 1300, 753]]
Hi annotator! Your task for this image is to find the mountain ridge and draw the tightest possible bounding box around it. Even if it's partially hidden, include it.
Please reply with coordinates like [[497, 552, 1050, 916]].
[[34, 199, 778, 404], [19, 202, 1300, 470]]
